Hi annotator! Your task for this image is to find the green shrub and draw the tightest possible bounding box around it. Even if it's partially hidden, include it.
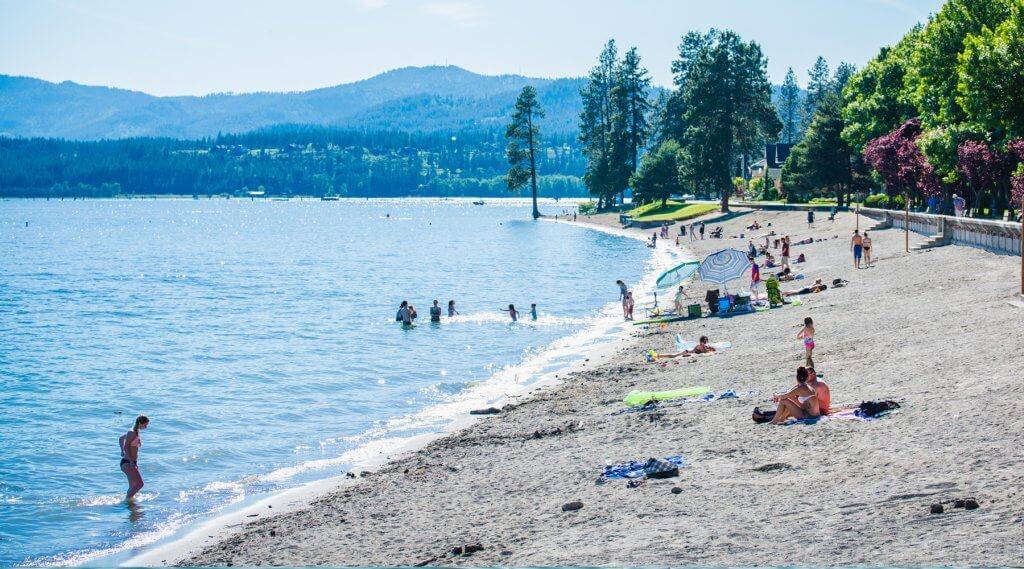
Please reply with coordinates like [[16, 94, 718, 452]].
[[809, 197, 838, 205], [578, 201, 597, 215], [889, 194, 906, 210], [863, 194, 889, 208]]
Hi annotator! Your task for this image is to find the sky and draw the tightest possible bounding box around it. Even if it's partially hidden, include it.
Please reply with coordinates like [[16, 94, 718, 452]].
[[0, 0, 945, 96]]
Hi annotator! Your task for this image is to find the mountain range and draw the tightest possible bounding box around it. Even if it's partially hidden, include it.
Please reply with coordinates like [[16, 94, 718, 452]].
[[0, 66, 587, 140]]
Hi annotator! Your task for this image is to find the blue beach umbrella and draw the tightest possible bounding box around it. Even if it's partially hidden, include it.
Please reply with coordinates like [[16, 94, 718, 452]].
[[655, 260, 700, 290], [698, 249, 751, 284]]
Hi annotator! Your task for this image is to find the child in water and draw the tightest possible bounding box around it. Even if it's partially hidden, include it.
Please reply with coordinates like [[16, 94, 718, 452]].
[[530, 303, 538, 321], [501, 304, 519, 322]]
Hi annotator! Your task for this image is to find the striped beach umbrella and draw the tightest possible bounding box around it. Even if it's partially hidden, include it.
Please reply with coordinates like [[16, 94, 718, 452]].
[[655, 260, 700, 290], [698, 249, 751, 284]]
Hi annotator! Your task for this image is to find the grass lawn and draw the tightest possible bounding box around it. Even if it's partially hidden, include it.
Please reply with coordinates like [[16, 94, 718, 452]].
[[628, 200, 719, 222]]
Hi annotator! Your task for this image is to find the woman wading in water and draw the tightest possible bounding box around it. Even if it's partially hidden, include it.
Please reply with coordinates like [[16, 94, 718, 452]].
[[119, 415, 149, 501]]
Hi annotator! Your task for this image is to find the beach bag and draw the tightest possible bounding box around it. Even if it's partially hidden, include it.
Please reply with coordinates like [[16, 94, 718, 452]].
[[856, 400, 900, 418], [642, 457, 679, 479], [752, 407, 776, 424], [687, 304, 702, 318]]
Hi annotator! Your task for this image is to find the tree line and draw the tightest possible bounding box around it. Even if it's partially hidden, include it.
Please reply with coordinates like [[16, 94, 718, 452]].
[[785, 0, 1024, 217], [0, 126, 587, 198]]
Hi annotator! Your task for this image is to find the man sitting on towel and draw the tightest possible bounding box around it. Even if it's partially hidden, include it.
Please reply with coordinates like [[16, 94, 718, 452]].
[[807, 367, 831, 415]]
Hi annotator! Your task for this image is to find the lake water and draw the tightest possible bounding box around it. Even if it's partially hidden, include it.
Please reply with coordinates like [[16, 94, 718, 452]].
[[0, 198, 660, 566]]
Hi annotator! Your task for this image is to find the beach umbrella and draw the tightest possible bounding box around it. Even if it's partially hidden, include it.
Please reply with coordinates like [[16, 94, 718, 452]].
[[655, 260, 700, 290], [698, 248, 751, 284]]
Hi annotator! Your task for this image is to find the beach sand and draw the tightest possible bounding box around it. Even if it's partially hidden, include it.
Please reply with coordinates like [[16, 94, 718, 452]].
[[173, 209, 1024, 567]]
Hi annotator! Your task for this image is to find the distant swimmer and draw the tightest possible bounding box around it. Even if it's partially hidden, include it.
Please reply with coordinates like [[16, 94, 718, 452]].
[[530, 303, 538, 321], [501, 304, 519, 322], [119, 415, 149, 502], [447, 300, 458, 317], [430, 299, 442, 323]]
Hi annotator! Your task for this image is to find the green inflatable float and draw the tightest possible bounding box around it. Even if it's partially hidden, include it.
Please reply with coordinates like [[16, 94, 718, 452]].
[[624, 386, 711, 407]]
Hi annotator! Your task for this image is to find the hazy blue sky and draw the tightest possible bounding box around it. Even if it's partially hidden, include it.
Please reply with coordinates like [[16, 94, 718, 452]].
[[0, 0, 944, 96]]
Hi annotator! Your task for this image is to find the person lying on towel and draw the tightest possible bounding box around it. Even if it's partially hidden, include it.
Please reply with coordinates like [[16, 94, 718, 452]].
[[783, 278, 827, 296], [647, 335, 716, 361]]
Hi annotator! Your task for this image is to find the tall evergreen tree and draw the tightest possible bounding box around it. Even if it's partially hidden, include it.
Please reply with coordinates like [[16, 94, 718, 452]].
[[505, 86, 545, 219], [805, 56, 831, 121], [779, 68, 801, 143], [612, 47, 653, 202], [832, 62, 857, 96], [579, 40, 619, 209], [666, 29, 781, 212]]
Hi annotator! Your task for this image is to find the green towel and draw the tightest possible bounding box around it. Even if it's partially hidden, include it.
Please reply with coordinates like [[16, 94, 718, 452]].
[[625, 386, 712, 407]]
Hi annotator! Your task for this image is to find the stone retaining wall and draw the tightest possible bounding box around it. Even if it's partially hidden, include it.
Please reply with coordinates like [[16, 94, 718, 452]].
[[861, 207, 1022, 256]]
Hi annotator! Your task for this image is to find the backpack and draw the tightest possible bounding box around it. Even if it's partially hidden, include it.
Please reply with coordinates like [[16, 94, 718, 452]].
[[856, 400, 900, 418], [752, 407, 776, 424]]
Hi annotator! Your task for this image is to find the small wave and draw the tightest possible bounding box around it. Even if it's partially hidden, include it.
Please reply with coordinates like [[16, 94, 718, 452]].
[[446, 312, 581, 326]]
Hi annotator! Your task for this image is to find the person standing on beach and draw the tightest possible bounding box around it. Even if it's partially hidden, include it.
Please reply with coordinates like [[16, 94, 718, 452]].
[[851, 230, 864, 269], [862, 232, 873, 267], [430, 300, 442, 323], [674, 285, 689, 314], [689, 222, 696, 241], [699, 221, 706, 240], [447, 300, 458, 317], [750, 259, 762, 296], [781, 236, 791, 271], [625, 291, 635, 320], [119, 415, 149, 501], [617, 280, 629, 319], [797, 317, 815, 367], [953, 193, 966, 217], [807, 210, 815, 227]]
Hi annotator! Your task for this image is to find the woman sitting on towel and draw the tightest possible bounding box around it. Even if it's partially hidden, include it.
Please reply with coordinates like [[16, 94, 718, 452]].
[[770, 366, 820, 424]]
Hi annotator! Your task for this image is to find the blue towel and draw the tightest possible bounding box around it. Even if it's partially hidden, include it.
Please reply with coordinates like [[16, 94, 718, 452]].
[[603, 455, 685, 479]]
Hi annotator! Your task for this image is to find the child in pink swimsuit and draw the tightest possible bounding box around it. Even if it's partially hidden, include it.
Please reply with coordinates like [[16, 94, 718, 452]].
[[797, 317, 815, 367]]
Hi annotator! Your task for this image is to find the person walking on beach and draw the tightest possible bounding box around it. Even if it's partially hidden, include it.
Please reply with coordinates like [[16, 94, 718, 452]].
[[689, 222, 696, 241], [430, 299, 442, 323], [119, 415, 149, 501], [797, 317, 815, 367], [699, 221, 706, 240], [617, 280, 630, 319], [447, 300, 458, 317], [862, 231, 873, 267], [674, 285, 689, 314], [851, 230, 864, 269]]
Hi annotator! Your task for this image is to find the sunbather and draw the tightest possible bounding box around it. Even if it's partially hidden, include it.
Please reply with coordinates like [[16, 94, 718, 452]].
[[647, 336, 716, 361], [783, 278, 826, 296], [770, 366, 820, 424]]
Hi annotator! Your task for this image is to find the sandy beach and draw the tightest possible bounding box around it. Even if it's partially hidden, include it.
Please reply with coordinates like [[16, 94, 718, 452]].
[[166, 208, 1022, 567]]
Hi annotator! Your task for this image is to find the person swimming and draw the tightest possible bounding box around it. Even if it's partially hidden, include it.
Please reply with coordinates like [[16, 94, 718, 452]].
[[447, 299, 458, 317], [119, 415, 149, 501]]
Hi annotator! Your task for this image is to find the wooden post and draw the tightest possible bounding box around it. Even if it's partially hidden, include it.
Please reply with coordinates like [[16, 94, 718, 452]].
[[905, 193, 910, 253]]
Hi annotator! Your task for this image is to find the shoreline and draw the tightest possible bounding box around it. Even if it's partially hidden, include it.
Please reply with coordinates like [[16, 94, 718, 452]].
[[143, 209, 1024, 567], [122, 215, 673, 567]]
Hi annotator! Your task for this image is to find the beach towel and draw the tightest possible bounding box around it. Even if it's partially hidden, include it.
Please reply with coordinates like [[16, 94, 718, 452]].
[[613, 390, 758, 415], [625, 386, 711, 407], [602, 455, 685, 479]]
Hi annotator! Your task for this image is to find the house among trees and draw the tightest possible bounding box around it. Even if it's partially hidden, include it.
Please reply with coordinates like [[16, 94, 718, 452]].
[[749, 142, 792, 190]]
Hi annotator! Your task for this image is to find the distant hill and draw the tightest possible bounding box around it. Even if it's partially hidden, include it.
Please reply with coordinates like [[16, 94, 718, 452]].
[[0, 66, 587, 140]]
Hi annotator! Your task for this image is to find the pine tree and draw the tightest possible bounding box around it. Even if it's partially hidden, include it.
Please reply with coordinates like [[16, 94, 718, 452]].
[[612, 47, 653, 203], [780, 68, 801, 143], [579, 40, 619, 209], [805, 56, 831, 121], [505, 86, 545, 219]]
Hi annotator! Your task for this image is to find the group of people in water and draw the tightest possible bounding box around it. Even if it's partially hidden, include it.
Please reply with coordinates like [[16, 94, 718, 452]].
[[395, 299, 537, 325]]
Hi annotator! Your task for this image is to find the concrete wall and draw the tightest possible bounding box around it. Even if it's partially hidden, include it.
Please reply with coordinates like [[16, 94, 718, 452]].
[[861, 207, 1022, 256]]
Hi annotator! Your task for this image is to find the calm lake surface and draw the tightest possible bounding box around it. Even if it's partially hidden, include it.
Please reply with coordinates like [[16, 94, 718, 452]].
[[0, 198, 655, 566]]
